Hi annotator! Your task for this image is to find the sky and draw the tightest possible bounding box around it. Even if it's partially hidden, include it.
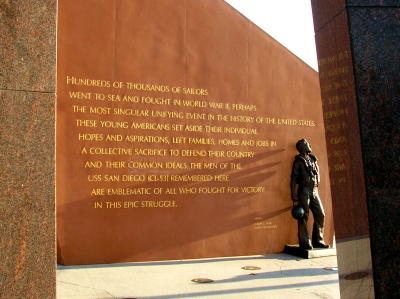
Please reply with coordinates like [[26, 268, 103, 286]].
[[224, 0, 318, 71]]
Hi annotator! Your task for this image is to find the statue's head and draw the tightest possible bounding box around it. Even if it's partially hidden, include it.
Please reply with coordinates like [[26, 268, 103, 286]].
[[296, 138, 312, 154]]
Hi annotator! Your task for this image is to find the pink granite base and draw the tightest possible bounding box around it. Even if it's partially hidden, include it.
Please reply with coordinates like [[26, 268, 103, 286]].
[[0, 91, 56, 298], [0, 0, 56, 297]]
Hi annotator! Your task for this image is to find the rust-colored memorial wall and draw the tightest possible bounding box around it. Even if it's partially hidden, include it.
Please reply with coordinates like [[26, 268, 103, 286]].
[[57, 0, 333, 265]]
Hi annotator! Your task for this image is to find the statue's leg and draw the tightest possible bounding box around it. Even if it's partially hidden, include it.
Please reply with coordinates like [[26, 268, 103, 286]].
[[310, 189, 328, 248], [298, 190, 312, 249]]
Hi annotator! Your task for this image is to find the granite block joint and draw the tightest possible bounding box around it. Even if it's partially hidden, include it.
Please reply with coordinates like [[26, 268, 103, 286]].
[[314, 8, 347, 32], [0, 88, 55, 94]]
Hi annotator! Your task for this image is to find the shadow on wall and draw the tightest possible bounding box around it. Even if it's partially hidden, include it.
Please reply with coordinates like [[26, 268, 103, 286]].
[[57, 148, 298, 265]]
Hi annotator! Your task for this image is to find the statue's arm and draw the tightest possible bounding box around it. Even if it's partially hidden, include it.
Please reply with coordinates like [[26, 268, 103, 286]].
[[290, 180, 298, 202], [290, 161, 299, 202]]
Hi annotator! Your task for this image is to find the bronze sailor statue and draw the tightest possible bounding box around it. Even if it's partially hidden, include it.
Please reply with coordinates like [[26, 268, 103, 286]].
[[290, 139, 329, 249]]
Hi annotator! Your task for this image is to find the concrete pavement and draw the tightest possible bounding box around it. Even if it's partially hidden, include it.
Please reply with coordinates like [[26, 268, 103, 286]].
[[57, 254, 339, 299]]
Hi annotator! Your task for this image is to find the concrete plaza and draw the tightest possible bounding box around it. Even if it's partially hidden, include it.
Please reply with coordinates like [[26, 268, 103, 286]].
[[57, 253, 339, 299]]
